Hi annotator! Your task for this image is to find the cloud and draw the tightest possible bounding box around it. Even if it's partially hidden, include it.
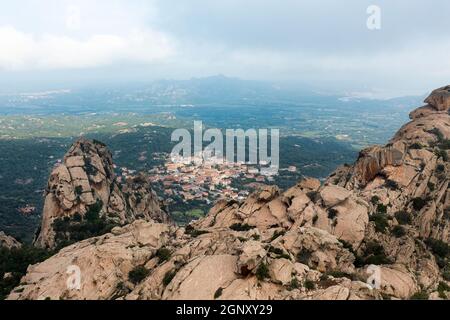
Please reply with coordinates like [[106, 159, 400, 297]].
[[0, 26, 174, 71]]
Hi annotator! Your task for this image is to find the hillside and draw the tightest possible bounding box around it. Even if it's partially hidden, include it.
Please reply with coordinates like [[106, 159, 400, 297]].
[[5, 85, 450, 300]]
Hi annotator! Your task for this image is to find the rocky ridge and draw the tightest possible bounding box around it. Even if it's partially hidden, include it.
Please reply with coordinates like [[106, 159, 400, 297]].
[[35, 138, 170, 249], [8, 86, 450, 300]]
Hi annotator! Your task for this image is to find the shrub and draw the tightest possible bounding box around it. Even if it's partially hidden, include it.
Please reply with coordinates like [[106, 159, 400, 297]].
[[268, 246, 284, 255], [155, 248, 171, 263], [410, 291, 429, 300], [325, 271, 354, 280], [409, 143, 422, 149], [377, 203, 388, 214], [296, 249, 312, 265], [439, 139, 450, 150], [327, 208, 338, 220], [306, 191, 320, 202], [185, 225, 209, 238], [85, 199, 104, 221], [128, 266, 149, 284], [304, 280, 315, 290], [289, 278, 300, 290], [395, 211, 412, 225], [425, 238, 450, 259], [339, 240, 355, 254], [230, 223, 255, 232], [214, 287, 223, 299], [438, 281, 450, 293], [428, 128, 444, 143], [52, 199, 115, 250], [371, 196, 380, 205], [0, 246, 53, 300], [74, 186, 83, 196], [436, 164, 445, 172], [163, 270, 177, 286], [256, 263, 270, 281], [427, 182, 436, 192], [444, 208, 450, 221], [270, 230, 286, 241], [392, 225, 406, 238], [412, 197, 427, 211], [355, 241, 393, 267], [251, 234, 261, 241], [435, 150, 449, 162], [386, 180, 399, 190], [443, 268, 450, 281], [370, 213, 389, 233], [312, 215, 319, 225]]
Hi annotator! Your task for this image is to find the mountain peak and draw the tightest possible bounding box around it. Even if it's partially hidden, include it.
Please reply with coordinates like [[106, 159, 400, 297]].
[[34, 138, 170, 249]]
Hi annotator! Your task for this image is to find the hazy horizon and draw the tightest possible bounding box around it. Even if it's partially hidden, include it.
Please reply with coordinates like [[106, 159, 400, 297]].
[[1, 0, 450, 98]]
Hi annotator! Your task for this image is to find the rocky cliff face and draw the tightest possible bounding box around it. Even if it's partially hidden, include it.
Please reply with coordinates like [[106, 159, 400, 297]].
[[34, 138, 170, 249], [8, 86, 450, 300]]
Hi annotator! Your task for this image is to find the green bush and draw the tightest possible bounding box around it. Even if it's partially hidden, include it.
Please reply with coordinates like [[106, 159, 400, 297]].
[[304, 280, 315, 290], [355, 241, 393, 267], [306, 191, 320, 202], [409, 143, 422, 150], [256, 263, 269, 281], [214, 287, 223, 299], [386, 180, 399, 190], [270, 230, 286, 241], [184, 225, 209, 238], [412, 197, 427, 211], [395, 211, 412, 225], [155, 248, 171, 263], [435, 150, 449, 162], [377, 203, 388, 214], [52, 199, 115, 250], [230, 223, 255, 232], [371, 196, 380, 205], [251, 234, 261, 241], [288, 278, 300, 290], [438, 281, 450, 293], [443, 267, 450, 281], [0, 246, 53, 300], [128, 266, 149, 284], [425, 238, 450, 259], [370, 213, 389, 233], [392, 225, 406, 238], [163, 270, 177, 286], [325, 271, 355, 280], [74, 185, 83, 196], [410, 291, 429, 300], [296, 249, 312, 265], [327, 208, 338, 220], [439, 139, 450, 150]]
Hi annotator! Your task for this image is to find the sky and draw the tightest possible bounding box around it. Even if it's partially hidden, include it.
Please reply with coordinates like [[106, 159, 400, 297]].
[[0, 0, 449, 97]]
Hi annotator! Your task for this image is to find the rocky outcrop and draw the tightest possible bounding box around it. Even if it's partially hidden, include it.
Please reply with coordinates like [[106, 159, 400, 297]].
[[35, 138, 170, 249], [8, 85, 450, 300], [0, 231, 21, 249], [425, 85, 450, 112]]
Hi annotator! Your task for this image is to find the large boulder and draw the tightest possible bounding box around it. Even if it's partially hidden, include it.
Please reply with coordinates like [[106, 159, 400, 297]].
[[0, 231, 21, 249], [425, 85, 450, 112]]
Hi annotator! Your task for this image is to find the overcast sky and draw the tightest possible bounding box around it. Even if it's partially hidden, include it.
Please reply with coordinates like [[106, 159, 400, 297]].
[[0, 0, 449, 97]]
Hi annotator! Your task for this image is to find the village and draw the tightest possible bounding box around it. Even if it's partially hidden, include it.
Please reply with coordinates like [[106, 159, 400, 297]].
[[119, 153, 297, 205]]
